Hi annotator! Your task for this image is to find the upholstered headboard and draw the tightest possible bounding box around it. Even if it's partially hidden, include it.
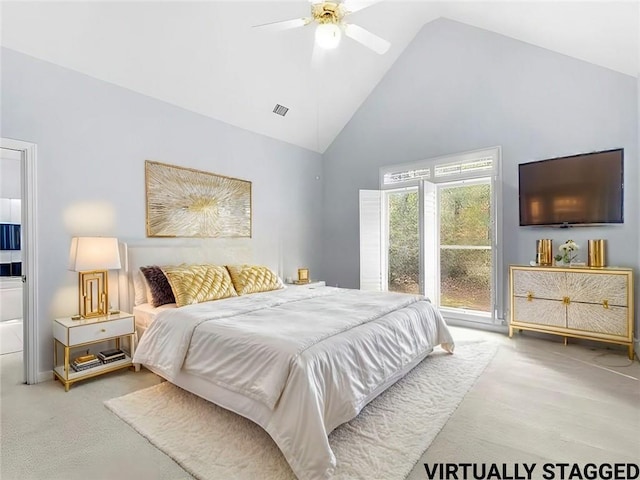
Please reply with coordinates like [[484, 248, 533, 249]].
[[118, 239, 277, 313]]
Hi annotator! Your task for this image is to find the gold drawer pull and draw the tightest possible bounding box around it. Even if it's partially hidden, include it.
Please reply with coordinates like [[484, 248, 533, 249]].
[[527, 292, 533, 302], [101, 328, 106, 333], [602, 300, 609, 309], [562, 296, 571, 305]]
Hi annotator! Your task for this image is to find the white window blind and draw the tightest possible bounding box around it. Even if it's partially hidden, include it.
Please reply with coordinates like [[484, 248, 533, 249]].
[[359, 190, 383, 291], [381, 151, 495, 188], [434, 156, 493, 178], [383, 167, 431, 186]]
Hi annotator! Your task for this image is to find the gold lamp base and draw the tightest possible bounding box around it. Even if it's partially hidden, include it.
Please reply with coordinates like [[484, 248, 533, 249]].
[[78, 270, 109, 319]]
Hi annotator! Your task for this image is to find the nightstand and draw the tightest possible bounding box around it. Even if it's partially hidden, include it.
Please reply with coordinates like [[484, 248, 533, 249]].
[[53, 312, 138, 391], [286, 281, 326, 289]]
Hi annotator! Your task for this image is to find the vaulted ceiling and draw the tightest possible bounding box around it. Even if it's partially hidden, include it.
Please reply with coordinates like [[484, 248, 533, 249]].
[[1, 1, 638, 153]]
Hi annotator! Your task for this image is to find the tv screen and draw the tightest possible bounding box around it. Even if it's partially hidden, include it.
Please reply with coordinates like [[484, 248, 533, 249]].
[[519, 148, 623, 226]]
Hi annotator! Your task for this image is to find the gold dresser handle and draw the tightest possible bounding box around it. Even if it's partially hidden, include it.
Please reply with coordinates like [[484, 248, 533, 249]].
[[101, 328, 106, 333], [602, 300, 609, 309], [562, 296, 571, 305], [527, 292, 533, 302]]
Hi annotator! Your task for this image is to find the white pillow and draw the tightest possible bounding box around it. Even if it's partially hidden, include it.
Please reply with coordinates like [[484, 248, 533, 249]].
[[133, 270, 151, 306]]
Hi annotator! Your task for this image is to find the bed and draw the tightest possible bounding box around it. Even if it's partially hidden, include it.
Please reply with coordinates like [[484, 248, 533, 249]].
[[122, 243, 454, 480]]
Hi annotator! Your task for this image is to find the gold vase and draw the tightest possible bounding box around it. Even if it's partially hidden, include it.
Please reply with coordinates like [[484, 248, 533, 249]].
[[588, 240, 606, 267], [536, 239, 553, 266], [297, 268, 309, 284]]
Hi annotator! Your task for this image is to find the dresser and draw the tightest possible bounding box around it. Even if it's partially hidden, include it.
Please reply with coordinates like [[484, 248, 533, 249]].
[[509, 265, 634, 359]]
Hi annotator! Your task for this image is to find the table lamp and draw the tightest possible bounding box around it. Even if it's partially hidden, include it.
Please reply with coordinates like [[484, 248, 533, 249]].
[[68, 237, 121, 318]]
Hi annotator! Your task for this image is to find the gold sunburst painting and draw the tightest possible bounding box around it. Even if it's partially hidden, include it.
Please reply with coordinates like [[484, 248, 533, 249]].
[[145, 161, 252, 238]]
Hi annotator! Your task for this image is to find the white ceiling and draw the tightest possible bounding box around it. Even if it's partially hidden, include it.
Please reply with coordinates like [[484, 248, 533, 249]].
[[1, 1, 638, 153]]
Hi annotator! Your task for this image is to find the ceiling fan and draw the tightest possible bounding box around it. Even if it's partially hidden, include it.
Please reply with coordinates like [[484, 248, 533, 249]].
[[253, 0, 390, 56]]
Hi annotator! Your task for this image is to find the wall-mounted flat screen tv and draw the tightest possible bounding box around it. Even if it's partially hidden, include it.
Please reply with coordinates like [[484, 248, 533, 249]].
[[519, 148, 623, 227]]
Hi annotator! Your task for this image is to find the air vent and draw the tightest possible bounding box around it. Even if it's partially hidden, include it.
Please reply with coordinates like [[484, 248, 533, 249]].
[[273, 104, 289, 117]]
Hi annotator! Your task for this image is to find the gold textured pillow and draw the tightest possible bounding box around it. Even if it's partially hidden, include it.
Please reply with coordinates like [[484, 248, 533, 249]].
[[161, 264, 237, 307], [226, 265, 284, 295]]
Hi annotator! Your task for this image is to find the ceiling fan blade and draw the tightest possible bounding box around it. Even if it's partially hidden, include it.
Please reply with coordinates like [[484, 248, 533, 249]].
[[344, 23, 390, 54], [252, 17, 311, 32], [342, 0, 383, 14]]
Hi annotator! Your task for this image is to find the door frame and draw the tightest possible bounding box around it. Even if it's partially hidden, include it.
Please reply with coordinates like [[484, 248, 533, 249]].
[[1, 138, 38, 384], [377, 146, 504, 324]]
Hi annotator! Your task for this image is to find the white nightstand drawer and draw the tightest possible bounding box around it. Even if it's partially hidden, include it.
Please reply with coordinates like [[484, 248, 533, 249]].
[[68, 317, 134, 346]]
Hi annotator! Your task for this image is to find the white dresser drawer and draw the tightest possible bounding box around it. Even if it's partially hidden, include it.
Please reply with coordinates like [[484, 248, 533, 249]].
[[565, 272, 628, 307], [68, 316, 134, 346], [568, 303, 629, 339]]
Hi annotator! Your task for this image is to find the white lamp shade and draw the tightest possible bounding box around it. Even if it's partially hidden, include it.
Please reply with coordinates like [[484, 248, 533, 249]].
[[315, 23, 341, 49], [68, 237, 121, 272]]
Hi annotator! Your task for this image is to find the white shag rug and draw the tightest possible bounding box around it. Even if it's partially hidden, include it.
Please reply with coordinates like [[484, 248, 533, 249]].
[[105, 341, 497, 480]]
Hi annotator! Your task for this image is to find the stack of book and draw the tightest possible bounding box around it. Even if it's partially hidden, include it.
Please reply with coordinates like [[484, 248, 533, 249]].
[[98, 348, 126, 364], [71, 354, 101, 372]]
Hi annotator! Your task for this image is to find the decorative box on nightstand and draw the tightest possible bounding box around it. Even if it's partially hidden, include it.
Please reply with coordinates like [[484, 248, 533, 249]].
[[53, 312, 138, 391]]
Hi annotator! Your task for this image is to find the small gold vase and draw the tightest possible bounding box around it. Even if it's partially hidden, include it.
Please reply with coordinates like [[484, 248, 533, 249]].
[[297, 268, 309, 284], [536, 239, 553, 266], [588, 240, 606, 267]]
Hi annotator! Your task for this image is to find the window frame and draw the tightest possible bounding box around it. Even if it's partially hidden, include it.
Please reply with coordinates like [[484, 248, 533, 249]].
[[436, 176, 494, 323], [378, 146, 504, 324]]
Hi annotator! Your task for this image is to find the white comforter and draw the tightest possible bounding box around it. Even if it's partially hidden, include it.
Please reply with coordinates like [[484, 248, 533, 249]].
[[134, 286, 454, 480]]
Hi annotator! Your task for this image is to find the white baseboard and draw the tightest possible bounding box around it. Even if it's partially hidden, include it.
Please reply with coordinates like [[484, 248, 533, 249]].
[[444, 317, 509, 334], [37, 370, 53, 384]]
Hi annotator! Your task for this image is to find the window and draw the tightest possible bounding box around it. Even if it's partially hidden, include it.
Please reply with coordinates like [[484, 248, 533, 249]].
[[361, 147, 503, 324], [386, 188, 419, 294], [439, 179, 492, 312]]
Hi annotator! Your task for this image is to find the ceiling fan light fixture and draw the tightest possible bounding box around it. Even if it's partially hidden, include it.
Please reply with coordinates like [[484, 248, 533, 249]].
[[315, 23, 342, 49]]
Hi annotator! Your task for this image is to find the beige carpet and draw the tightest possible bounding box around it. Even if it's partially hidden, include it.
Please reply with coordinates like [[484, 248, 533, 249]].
[[105, 341, 498, 480]]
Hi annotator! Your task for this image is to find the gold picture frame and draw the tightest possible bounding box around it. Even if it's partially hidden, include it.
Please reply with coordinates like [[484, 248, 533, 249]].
[[145, 160, 252, 238]]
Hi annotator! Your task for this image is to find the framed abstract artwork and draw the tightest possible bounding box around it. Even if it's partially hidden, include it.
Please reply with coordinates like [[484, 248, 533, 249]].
[[145, 160, 252, 238]]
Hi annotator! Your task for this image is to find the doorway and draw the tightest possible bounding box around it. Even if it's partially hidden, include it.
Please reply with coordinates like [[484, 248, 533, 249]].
[[360, 146, 503, 326], [0, 148, 23, 354], [0, 139, 38, 384], [434, 178, 493, 316]]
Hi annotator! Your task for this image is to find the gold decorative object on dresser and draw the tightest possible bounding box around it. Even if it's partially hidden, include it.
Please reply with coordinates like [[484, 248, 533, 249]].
[[53, 312, 139, 391], [509, 265, 634, 360]]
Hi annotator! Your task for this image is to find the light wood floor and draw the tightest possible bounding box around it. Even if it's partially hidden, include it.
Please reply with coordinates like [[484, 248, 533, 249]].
[[1, 326, 638, 480], [408, 328, 640, 479]]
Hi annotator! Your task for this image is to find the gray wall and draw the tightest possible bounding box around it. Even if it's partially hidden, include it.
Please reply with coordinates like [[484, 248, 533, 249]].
[[1, 47, 324, 377], [321, 19, 638, 332]]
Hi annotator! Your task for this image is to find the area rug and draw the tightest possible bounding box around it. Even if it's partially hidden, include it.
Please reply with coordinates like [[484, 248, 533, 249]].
[[105, 340, 498, 480]]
